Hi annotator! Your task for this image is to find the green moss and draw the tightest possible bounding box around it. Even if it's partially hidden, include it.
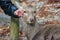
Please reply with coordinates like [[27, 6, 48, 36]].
[[10, 17, 19, 40]]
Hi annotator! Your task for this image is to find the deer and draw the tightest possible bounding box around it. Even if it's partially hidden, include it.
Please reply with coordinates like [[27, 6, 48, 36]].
[[13, 0, 60, 40]]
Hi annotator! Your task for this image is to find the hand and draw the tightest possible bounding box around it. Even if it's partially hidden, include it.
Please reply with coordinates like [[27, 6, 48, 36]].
[[14, 9, 23, 17]]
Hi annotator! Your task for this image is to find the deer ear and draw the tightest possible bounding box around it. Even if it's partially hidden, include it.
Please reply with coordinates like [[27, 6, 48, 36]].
[[11, 0, 20, 5]]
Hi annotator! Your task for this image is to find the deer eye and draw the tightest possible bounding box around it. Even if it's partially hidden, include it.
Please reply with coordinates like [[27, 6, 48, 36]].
[[34, 11, 36, 13], [24, 11, 26, 13]]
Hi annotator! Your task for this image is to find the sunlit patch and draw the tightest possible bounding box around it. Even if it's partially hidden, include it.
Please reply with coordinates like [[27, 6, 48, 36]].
[[41, 16, 45, 19], [0, 29, 2, 31]]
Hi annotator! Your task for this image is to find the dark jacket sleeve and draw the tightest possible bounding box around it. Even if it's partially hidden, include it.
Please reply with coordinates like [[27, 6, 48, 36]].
[[0, 0, 19, 18]]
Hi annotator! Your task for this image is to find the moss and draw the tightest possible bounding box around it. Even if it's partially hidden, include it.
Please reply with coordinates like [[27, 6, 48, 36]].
[[10, 17, 19, 40]]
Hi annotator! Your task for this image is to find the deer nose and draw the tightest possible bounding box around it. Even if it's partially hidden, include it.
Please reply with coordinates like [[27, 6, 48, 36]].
[[30, 19, 34, 22]]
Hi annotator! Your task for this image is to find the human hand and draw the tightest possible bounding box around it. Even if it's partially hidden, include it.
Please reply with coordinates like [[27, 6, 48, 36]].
[[14, 9, 23, 17]]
